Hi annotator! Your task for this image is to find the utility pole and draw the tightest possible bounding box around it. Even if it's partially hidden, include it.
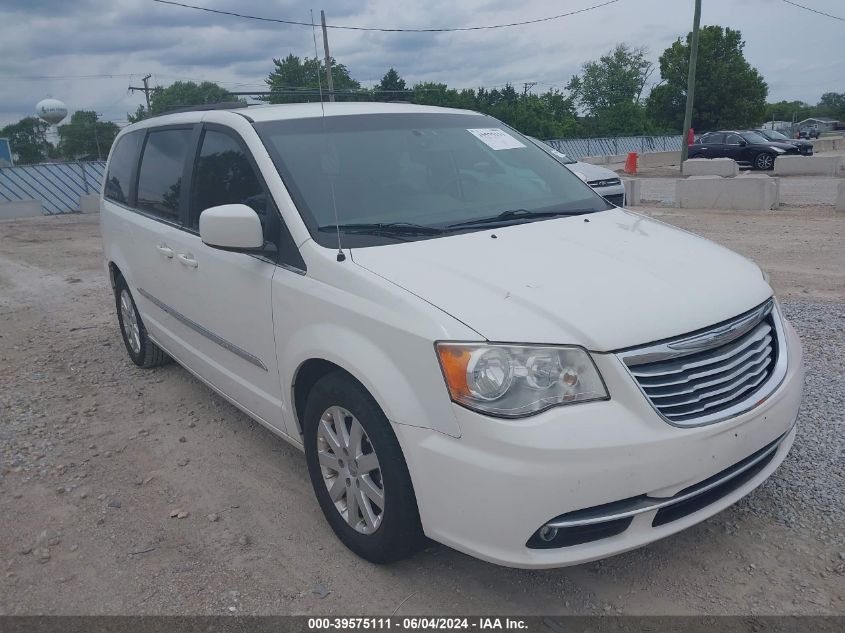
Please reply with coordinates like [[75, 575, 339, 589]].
[[320, 11, 335, 102], [680, 0, 702, 167], [522, 82, 537, 96], [142, 74, 153, 110]]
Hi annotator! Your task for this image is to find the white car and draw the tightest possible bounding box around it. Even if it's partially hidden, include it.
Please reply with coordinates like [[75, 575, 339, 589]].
[[100, 102, 803, 569], [530, 137, 625, 206]]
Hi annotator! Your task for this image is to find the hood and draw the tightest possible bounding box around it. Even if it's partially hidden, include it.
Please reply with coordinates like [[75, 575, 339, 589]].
[[351, 208, 772, 351], [565, 160, 618, 183], [760, 141, 800, 152]]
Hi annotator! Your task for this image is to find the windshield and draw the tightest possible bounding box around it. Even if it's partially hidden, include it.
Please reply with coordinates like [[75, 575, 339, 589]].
[[255, 113, 609, 247], [763, 130, 789, 141], [740, 131, 769, 144]]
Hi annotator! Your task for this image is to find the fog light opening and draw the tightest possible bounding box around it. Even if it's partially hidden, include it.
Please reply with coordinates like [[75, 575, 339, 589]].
[[539, 525, 558, 542]]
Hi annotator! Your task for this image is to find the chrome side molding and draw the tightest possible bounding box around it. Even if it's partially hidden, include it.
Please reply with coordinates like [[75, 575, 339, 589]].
[[136, 287, 268, 371]]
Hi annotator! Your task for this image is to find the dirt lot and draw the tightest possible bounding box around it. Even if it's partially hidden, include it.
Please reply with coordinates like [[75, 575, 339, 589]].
[[0, 210, 843, 616]]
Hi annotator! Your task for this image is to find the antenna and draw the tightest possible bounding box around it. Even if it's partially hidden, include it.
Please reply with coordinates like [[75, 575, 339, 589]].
[[311, 9, 345, 262]]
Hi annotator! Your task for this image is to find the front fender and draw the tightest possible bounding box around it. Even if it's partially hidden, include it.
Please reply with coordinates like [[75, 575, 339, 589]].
[[281, 322, 463, 439]]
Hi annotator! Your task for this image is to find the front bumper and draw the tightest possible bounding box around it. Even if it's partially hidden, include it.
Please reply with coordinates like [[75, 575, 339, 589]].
[[394, 319, 803, 568]]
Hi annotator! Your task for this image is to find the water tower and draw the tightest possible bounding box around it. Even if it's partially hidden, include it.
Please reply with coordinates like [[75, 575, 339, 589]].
[[36, 98, 68, 125]]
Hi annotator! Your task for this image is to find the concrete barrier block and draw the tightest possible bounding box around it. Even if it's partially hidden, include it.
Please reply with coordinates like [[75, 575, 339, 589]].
[[682, 158, 739, 177], [676, 175, 778, 210], [837, 180, 845, 212], [79, 193, 100, 213], [0, 199, 43, 219], [640, 151, 681, 168], [739, 173, 780, 210], [773, 155, 842, 176], [622, 178, 641, 206], [810, 138, 835, 153]]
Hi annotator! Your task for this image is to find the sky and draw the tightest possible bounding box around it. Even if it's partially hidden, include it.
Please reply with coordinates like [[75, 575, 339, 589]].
[[0, 0, 843, 129]]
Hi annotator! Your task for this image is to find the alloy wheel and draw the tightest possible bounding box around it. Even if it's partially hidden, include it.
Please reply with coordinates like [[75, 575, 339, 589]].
[[756, 153, 774, 170], [316, 406, 385, 534], [120, 289, 141, 354]]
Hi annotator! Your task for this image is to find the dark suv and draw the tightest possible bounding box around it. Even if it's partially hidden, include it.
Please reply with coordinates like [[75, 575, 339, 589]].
[[754, 129, 813, 156], [689, 130, 800, 170]]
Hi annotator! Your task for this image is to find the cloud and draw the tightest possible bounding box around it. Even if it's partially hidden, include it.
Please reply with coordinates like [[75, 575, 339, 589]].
[[1, 0, 843, 127]]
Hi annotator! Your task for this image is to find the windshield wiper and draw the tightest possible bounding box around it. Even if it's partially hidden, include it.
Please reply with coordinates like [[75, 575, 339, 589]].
[[318, 222, 445, 235], [448, 208, 583, 229]]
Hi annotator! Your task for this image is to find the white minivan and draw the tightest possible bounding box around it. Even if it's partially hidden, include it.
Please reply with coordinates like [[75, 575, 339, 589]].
[[100, 102, 803, 569]]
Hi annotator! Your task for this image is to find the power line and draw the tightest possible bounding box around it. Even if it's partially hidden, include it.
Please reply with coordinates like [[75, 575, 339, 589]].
[[781, 0, 845, 21], [151, 0, 621, 32]]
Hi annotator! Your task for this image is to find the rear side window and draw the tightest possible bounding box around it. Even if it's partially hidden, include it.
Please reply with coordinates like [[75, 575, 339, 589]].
[[104, 131, 143, 204], [701, 133, 724, 144], [136, 128, 192, 222], [189, 129, 267, 229]]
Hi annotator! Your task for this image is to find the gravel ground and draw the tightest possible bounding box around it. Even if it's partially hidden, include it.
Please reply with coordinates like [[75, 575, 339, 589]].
[[0, 213, 843, 616], [740, 300, 844, 538]]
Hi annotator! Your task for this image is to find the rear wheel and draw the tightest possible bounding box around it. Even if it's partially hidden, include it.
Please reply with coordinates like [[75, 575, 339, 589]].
[[303, 372, 423, 563], [115, 278, 170, 368], [754, 152, 775, 170]]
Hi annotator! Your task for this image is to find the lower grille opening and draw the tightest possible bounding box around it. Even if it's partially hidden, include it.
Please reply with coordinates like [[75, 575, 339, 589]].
[[652, 444, 778, 527], [526, 517, 632, 549], [603, 193, 624, 206]]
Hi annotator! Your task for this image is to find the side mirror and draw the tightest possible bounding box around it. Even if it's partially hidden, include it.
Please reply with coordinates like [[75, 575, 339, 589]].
[[199, 204, 264, 250], [738, 139, 747, 146]]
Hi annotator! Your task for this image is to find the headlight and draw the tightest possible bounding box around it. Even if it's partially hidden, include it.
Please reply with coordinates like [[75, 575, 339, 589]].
[[770, 146, 785, 153], [435, 343, 608, 417]]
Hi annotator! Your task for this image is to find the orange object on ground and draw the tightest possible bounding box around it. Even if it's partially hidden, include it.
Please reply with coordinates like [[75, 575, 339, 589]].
[[624, 151, 638, 174]]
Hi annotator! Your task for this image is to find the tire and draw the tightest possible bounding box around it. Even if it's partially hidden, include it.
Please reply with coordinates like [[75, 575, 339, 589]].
[[754, 152, 775, 170], [303, 372, 424, 563], [114, 277, 170, 368]]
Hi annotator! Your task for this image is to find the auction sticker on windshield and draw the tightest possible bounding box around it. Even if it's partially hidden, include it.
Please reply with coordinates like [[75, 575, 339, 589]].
[[467, 128, 526, 150]]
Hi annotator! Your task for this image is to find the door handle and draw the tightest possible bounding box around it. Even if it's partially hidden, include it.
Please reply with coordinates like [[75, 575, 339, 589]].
[[156, 244, 174, 258], [177, 253, 198, 268]]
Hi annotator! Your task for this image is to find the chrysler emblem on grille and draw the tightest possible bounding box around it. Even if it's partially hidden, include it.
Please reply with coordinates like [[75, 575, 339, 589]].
[[667, 300, 773, 353]]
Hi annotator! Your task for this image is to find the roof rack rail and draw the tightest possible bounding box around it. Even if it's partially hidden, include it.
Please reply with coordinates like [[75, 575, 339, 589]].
[[154, 101, 249, 117]]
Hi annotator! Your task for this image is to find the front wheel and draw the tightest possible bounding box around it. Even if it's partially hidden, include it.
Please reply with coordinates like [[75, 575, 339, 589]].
[[754, 152, 775, 170], [303, 372, 424, 563]]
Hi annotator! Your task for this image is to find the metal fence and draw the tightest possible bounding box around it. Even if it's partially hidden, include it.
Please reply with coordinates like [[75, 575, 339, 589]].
[[545, 135, 682, 159], [0, 161, 105, 215]]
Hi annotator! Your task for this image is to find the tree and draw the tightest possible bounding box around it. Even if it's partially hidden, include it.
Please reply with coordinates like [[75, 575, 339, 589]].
[[762, 100, 813, 123], [1, 117, 51, 165], [566, 44, 653, 135], [264, 54, 361, 103], [375, 68, 407, 100], [57, 110, 119, 160], [129, 81, 239, 122], [816, 92, 845, 119], [647, 26, 768, 131], [410, 83, 577, 138]]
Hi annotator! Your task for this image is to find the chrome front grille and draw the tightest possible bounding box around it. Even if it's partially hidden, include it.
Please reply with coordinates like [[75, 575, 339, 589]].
[[618, 299, 787, 426]]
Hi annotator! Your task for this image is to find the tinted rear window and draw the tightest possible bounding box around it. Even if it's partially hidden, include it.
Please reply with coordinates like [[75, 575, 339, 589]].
[[136, 128, 192, 222], [701, 133, 724, 144], [104, 131, 143, 204]]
